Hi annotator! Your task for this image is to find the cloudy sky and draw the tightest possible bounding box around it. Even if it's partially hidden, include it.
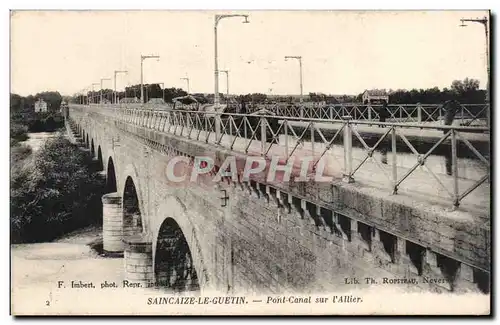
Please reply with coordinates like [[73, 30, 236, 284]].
[[10, 10, 489, 96]]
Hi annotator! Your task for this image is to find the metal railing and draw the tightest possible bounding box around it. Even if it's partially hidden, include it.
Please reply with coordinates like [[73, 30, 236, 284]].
[[70, 104, 490, 209], [86, 102, 489, 127], [250, 103, 489, 127]]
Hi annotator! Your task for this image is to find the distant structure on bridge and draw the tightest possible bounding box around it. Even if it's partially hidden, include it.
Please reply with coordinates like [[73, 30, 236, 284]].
[[147, 98, 166, 105], [362, 89, 390, 104], [120, 97, 140, 104], [34, 98, 48, 112]]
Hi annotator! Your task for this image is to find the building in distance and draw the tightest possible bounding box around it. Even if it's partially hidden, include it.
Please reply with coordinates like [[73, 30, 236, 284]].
[[362, 89, 390, 104], [34, 98, 48, 112]]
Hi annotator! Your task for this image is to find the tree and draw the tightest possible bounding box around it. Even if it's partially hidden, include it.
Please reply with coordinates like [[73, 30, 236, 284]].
[[450, 78, 484, 104], [10, 93, 22, 113], [359, 79, 485, 105], [451, 78, 480, 94]]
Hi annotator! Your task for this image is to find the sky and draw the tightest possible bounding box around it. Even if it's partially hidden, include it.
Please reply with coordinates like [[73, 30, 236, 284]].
[[10, 10, 489, 96]]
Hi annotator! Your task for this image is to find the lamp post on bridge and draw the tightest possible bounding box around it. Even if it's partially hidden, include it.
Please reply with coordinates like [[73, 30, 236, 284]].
[[214, 14, 250, 141], [114, 70, 128, 104], [460, 16, 490, 128], [84, 88, 89, 105], [219, 70, 229, 104], [140, 54, 160, 104], [159, 82, 165, 102], [83, 88, 89, 105], [100, 78, 111, 105], [180, 77, 190, 94], [284, 55, 303, 103], [91, 83, 100, 104]]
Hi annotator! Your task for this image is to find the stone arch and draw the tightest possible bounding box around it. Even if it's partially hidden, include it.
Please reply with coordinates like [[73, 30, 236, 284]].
[[122, 176, 144, 238], [91, 138, 95, 157], [122, 163, 147, 233], [106, 156, 117, 193], [154, 217, 200, 292], [96, 146, 104, 172], [152, 197, 211, 293]]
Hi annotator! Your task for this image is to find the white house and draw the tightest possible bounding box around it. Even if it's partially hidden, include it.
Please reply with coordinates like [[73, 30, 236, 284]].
[[34, 98, 48, 112]]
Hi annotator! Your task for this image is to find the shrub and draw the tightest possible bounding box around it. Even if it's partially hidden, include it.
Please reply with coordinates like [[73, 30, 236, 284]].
[[10, 123, 28, 143], [10, 134, 104, 243], [11, 144, 32, 166]]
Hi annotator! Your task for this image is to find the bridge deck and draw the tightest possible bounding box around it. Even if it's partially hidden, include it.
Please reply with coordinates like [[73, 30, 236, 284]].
[[169, 127, 489, 218]]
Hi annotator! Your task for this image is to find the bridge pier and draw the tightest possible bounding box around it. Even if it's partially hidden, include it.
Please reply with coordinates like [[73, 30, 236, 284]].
[[97, 170, 107, 180], [102, 192, 124, 253], [123, 234, 154, 287], [74, 136, 84, 146]]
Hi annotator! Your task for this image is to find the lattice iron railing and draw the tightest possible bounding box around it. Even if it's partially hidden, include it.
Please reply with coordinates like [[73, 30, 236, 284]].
[[269, 103, 488, 127], [70, 104, 490, 209]]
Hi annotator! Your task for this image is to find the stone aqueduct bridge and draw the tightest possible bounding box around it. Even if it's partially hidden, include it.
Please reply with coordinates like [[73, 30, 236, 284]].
[[66, 104, 490, 294]]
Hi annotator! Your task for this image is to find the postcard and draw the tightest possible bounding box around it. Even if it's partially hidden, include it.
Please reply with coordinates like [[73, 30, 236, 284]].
[[10, 10, 491, 315]]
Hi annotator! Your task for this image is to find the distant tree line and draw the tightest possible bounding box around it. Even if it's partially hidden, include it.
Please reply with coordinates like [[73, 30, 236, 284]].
[[10, 91, 63, 113], [355, 78, 486, 104], [72, 84, 236, 105], [76, 84, 191, 104], [70, 77, 486, 107]]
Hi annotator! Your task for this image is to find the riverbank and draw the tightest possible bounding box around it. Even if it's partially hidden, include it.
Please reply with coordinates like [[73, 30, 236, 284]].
[[11, 224, 489, 315]]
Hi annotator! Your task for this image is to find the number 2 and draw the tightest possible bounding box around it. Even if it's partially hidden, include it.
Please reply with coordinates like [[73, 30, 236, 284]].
[[45, 300, 50, 306]]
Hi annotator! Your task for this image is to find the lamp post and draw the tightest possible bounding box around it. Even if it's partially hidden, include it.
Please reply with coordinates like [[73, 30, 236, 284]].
[[100, 78, 111, 105], [84, 88, 89, 105], [219, 70, 229, 103], [82, 88, 87, 105], [91, 83, 100, 104], [140, 54, 160, 104], [285, 55, 303, 103], [159, 82, 165, 102], [460, 16, 490, 127], [113, 70, 128, 104], [180, 77, 190, 94], [214, 14, 250, 141]]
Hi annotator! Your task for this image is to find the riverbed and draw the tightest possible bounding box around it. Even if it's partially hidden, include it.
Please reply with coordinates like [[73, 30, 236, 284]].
[[20, 132, 60, 152]]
